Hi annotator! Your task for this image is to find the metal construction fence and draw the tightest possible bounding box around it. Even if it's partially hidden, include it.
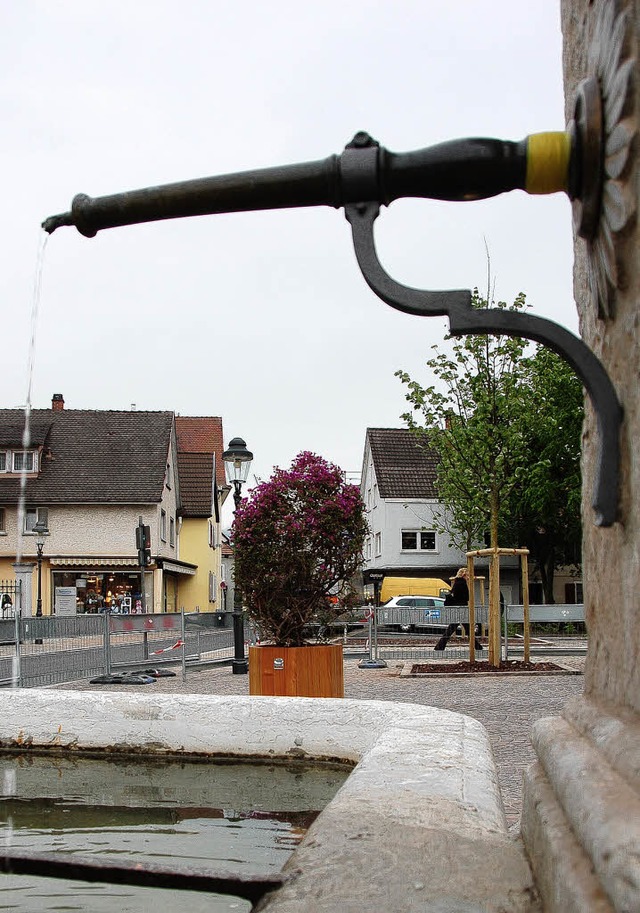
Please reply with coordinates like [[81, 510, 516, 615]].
[[365, 603, 586, 664], [0, 611, 236, 688]]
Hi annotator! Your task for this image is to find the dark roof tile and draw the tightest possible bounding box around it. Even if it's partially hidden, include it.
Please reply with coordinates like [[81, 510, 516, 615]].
[[367, 428, 439, 499], [0, 409, 173, 505]]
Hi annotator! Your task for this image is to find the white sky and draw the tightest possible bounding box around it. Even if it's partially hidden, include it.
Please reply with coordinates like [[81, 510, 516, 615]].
[[2, 1, 574, 522]]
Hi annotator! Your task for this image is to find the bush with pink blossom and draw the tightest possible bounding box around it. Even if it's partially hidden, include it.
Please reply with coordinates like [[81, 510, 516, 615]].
[[233, 451, 367, 646]]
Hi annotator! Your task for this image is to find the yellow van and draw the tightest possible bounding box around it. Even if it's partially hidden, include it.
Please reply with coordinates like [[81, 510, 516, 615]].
[[379, 577, 450, 604]]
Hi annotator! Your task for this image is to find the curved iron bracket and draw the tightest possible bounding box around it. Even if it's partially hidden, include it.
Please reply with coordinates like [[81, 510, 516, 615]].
[[345, 202, 622, 527]]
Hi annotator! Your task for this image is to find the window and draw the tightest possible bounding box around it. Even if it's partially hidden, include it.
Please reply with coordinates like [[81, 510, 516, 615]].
[[160, 510, 167, 542], [374, 532, 381, 556], [169, 517, 175, 547], [401, 529, 436, 551], [365, 538, 372, 560], [13, 451, 36, 473], [0, 452, 6, 471], [24, 507, 48, 534], [209, 571, 217, 603], [208, 520, 218, 549], [166, 463, 172, 489], [0, 508, 5, 533]]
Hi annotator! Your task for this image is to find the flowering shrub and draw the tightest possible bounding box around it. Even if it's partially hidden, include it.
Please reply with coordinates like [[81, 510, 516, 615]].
[[233, 452, 368, 646]]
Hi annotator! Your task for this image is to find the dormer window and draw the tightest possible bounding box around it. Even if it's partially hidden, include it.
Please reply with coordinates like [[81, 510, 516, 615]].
[[12, 451, 38, 473]]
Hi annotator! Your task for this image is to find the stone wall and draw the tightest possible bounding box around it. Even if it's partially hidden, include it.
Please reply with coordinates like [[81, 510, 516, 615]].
[[562, 0, 640, 714], [521, 4, 640, 911]]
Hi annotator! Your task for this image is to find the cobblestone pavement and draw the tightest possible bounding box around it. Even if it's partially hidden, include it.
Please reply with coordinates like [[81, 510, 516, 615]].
[[54, 651, 586, 833]]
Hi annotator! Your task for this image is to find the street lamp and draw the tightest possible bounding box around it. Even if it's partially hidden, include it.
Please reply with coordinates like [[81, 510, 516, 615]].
[[222, 437, 253, 675], [33, 518, 48, 643]]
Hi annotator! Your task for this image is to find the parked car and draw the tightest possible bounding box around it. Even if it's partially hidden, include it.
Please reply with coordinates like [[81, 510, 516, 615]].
[[377, 595, 447, 632]]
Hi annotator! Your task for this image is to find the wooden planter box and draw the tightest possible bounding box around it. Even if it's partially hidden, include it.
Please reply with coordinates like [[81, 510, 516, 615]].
[[248, 643, 344, 697]]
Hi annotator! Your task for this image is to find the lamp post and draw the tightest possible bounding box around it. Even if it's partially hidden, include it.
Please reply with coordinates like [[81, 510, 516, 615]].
[[33, 518, 49, 643], [222, 436, 253, 675]]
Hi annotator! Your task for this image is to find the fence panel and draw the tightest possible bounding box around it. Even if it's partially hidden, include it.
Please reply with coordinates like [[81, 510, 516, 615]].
[[13, 614, 107, 687], [506, 604, 585, 624], [0, 611, 239, 688], [374, 603, 587, 664], [108, 612, 236, 671]]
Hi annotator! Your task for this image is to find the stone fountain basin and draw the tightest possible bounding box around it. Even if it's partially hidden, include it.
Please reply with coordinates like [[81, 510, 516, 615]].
[[0, 690, 538, 912]]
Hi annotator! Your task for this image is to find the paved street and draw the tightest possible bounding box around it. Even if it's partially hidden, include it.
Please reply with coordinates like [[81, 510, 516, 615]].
[[55, 653, 586, 832]]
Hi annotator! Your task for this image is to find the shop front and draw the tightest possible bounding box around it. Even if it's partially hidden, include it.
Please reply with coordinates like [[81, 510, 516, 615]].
[[49, 559, 153, 614], [157, 559, 197, 613]]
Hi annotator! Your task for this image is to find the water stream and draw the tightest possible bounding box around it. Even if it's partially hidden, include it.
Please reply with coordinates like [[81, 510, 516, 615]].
[[2, 231, 50, 868], [15, 231, 49, 567]]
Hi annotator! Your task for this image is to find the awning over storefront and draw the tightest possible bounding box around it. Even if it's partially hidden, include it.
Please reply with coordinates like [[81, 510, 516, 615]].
[[159, 560, 197, 576], [49, 557, 139, 567]]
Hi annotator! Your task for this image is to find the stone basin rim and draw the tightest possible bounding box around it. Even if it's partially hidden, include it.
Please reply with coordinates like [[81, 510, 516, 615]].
[[0, 688, 539, 912]]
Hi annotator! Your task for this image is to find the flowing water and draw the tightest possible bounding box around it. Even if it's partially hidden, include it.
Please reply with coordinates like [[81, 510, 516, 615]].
[[15, 232, 48, 567], [0, 752, 348, 911], [2, 231, 50, 868]]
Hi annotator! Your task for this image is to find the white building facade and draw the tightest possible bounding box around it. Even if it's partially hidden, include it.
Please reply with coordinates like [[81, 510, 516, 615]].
[[360, 428, 520, 604]]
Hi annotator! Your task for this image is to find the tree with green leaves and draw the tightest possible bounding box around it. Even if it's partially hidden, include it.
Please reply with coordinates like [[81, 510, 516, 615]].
[[509, 346, 583, 603], [396, 289, 531, 553], [396, 290, 583, 604]]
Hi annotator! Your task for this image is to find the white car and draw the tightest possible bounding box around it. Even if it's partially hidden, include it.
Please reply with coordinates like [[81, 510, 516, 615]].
[[378, 595, 446, 632]]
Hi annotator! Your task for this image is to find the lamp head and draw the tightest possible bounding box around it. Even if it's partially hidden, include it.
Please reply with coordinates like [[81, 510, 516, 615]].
[[222, 437, 253, 485], [33, 518, 49, 550]]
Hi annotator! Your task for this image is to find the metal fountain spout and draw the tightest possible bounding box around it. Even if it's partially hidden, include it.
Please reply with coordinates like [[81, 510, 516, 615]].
[[41, 212, 75, 234], [41, 85, 623, 527], [42, 130, 570, 239]]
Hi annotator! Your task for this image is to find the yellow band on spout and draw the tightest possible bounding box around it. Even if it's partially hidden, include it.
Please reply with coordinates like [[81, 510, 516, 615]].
[[526, 132, 571, 195]]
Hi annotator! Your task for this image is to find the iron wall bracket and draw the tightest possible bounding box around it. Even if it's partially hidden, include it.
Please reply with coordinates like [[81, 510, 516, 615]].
[[344, 200, 622, 527]]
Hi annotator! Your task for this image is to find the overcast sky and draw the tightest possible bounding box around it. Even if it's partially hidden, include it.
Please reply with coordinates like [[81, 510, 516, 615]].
[[2, 1, 574, 521]]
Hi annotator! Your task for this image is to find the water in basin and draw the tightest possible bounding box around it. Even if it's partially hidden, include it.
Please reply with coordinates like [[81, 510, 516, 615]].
[[0, 752, 349, 911]]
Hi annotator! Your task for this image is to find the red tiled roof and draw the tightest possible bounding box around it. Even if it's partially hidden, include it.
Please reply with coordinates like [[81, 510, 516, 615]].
[[175, 416, 225, 487], [175, 416, 227, 517], [177, 453, 214, 517]]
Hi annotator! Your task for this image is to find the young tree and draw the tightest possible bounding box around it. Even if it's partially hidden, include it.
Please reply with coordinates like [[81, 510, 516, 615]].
[[396, 291, 583, 604], [232, 451, 367, 647], [396, 289, 531, 552]]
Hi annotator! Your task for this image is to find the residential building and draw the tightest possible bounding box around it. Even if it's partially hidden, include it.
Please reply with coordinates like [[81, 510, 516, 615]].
[[175, 416, 228, 615], [0, 396, 217, 615], [360, 428, 521, 603]]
